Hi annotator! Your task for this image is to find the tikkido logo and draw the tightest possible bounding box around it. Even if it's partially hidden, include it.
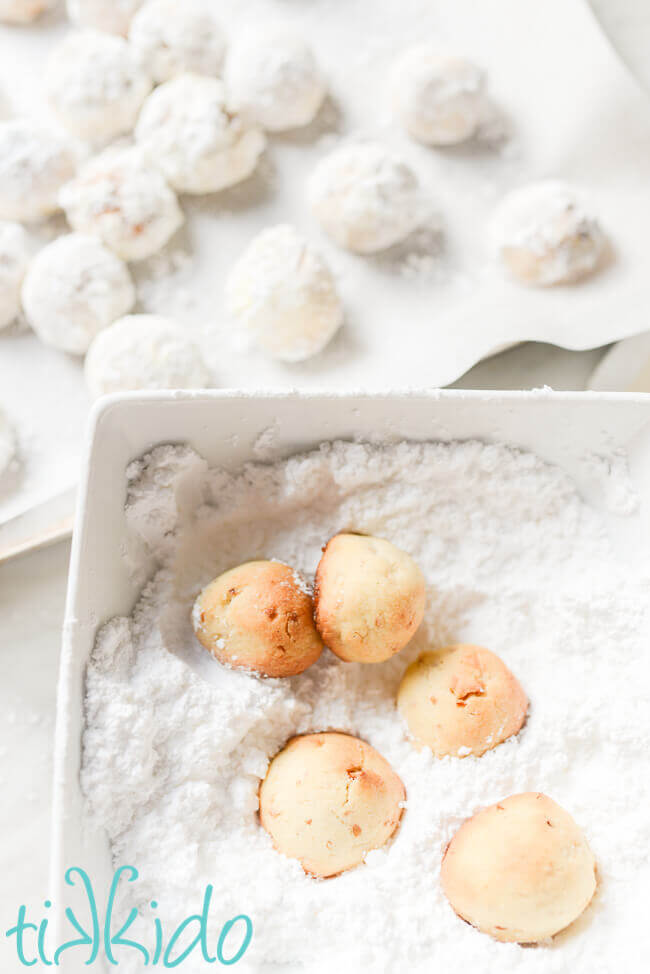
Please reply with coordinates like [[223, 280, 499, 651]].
[[5, 866, 253, 968]]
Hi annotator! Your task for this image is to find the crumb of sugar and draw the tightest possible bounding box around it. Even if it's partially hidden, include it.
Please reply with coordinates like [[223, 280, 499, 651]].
[[81, 440, 650, 973]]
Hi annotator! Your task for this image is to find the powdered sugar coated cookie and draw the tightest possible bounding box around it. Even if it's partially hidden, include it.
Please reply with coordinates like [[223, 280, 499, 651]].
[[46, 30, 152, 141], [491, 181, 606, 286], [226, 224, 343, 362], [226, 30, 325, 132], [391, 47, 485, 146], [59, 145, 183, 261], [309, 142, 420, 254], [129, 0, 226, 83], [22, 233, 135, 354], [135, 74, 265, 194], [85, 313, 210, 397], [0, 120, 75, 222]]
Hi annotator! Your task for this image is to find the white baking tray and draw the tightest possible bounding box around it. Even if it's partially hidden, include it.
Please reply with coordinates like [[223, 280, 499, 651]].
[[52, 389, 650, 970]]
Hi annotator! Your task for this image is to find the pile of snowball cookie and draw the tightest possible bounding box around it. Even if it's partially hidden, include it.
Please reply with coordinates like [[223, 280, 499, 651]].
[[0, 0, 609, 397], [192, 532, 598, 946]]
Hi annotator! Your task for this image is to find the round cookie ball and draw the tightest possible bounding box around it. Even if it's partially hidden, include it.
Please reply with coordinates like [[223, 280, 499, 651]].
[[0, 0, 57, 23], [59, 146, 184, 262], [308, 143, 420, 254], [46, 30, 152, 142], [135, 74, 266, 195], [129, 0, 226, 84], [66, 0, 144, 35], [85, 314, 209, 398], [314, 533, 426, 664], [0, 120, 75, 223], [225, 30, 325, 133], [441, 792, 597, 943], [226, 224, 343, 362], [22, 233, 135, 355], [259, 732, 405, 877], [391, 47, 485, 146], [0, 221, 30, 330], [397, 644, 528, 757], [192, 560, 323, 678], [491, 180, 606, 286]]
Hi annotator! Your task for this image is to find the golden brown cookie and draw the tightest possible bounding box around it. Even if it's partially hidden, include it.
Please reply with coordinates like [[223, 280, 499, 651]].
[[397, 644, 528, 757], [259, 732, 405, 877], [441, 792, 597, 943], [192, 560, 323, 677], [314, 533, 426, 663]]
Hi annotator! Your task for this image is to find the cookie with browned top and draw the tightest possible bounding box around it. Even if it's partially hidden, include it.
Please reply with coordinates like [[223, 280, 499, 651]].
[[192, 560, 323, 678]]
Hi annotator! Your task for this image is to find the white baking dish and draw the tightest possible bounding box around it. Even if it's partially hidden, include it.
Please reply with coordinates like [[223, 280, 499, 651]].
[[51, 389, 650, 970]]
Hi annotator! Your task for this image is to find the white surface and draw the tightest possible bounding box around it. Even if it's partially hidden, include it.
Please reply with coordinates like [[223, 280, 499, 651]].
[[53, 389, 650, 974], [589, 333, 650, 391], [0, 539, 69, 973], [2, 0, 650, 523]]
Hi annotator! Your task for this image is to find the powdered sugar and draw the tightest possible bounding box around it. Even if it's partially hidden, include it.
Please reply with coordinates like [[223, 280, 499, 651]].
[[81, 439, 650, 972]]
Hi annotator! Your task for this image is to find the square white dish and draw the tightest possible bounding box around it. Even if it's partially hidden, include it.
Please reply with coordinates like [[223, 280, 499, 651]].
[[52, 389, 650, 970]]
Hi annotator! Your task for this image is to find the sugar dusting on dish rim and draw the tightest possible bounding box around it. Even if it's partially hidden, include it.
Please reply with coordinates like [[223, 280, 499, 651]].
[[81, 439, 650, 973]]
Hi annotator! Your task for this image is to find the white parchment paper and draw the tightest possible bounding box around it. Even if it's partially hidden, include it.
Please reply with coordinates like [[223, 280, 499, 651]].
[[1, 0, 650, 520]]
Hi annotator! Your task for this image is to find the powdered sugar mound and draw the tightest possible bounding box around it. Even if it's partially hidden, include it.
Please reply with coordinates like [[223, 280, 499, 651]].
[[82, 440, 650, 972]]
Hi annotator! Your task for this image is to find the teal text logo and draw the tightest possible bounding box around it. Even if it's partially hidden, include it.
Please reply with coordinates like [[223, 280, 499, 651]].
[[6, 866, 253, 967]]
